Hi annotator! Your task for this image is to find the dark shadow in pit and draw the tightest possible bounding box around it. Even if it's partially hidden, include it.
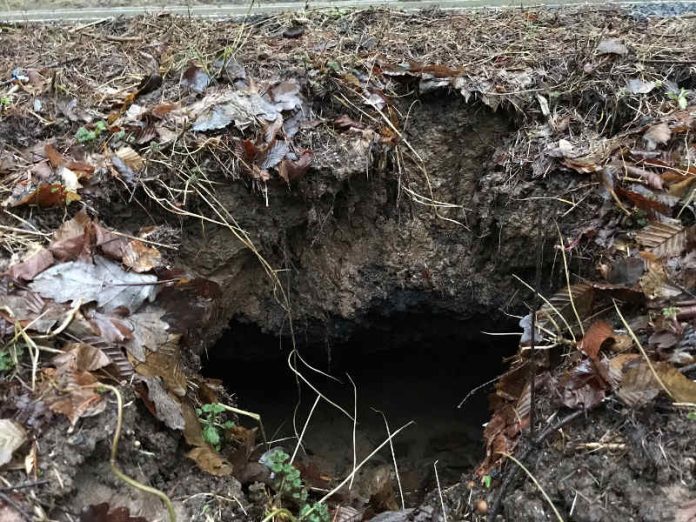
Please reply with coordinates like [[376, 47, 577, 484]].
[[203, 309, 519, 504]]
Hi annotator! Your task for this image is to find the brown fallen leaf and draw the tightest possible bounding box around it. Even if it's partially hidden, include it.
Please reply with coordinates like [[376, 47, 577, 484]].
[[579, 320, 615, 359], [636, 222, 690, 259], [7, 248, 55, 281], [49, 211, 93, 261], [186, 446, 233, 476], [8, 183, 80, 208], [94, 223, 129, 260], [617, 361, 661, 407], [122, 241, 162, 273], [53, 343, 112, 373], [643, 123, 671, 150], [0, 419, 27, 466], [278, 151, 313, 184]]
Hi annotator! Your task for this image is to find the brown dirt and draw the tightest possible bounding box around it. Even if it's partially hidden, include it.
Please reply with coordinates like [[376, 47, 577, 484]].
[[0, 6, 695, 522]]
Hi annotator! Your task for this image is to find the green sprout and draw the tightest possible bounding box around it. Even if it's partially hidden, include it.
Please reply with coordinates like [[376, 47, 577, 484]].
[[196, 402, 235, 451], [662, 307, 680, 321], [262, 448, 330, 522], [75, 120, 108, 143], [483, 474, 493, 489], [666, 88, 689, 110]]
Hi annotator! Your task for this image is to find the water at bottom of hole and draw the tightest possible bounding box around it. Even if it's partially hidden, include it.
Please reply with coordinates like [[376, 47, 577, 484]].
[[203, 312, 518, 505]]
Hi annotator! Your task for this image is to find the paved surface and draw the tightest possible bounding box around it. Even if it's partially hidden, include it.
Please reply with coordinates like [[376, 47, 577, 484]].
[[2, 1, 695, 23]]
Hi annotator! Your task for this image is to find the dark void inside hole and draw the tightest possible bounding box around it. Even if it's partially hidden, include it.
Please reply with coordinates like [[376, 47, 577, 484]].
[[203, 309, 518, 504]]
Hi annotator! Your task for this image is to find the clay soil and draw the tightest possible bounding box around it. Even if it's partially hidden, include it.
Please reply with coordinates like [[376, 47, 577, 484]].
[[1, 6, 696, 522]]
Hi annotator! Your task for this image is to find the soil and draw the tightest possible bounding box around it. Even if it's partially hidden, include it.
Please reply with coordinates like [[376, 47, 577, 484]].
[[0, 5, 695, 522]]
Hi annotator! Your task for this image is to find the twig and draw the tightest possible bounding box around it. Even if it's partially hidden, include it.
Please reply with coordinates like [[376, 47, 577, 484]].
[[372, 408, 406, 510], [434, 460, 448, 522], [0, 490, 32, 521], [347, 373, 358, 491], [290, 394, 321, 465]]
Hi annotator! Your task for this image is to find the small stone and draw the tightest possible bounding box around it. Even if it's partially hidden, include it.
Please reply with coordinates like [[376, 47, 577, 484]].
[[475, 499, 488, 514]]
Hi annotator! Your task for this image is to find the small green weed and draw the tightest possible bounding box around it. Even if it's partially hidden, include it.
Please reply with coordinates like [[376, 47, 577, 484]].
[[666, 88, 689, 110], [263, 448, 330, 522], [482, 474, 492, 489], [75, 120, 108, 143], [196, 402, 235, 451], [687, 411, 696, 421]]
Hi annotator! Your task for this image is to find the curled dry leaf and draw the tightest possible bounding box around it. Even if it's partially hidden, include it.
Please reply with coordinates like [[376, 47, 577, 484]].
[[186, 446, 234, 476], [181, 64, 210, 94], [643, 123, 671, 150], [49, 211, 93, 261], [43, 362, 106, 426], [279, 151, 313, 184], [7, 247, 55, 281], [0, 419, 27, 467], [579, 320, 615, 359], [122, 240, 162, 273]]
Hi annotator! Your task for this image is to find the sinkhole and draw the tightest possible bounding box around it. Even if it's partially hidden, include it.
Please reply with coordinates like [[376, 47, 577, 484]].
[[202, 306, 519, 504]]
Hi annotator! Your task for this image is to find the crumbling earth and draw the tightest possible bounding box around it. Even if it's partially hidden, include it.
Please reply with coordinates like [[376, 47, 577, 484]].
[[0, 6, 695, 522]]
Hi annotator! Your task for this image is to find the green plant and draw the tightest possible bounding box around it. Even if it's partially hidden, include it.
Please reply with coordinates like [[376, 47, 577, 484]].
[[75, 120, 108, 143], [266, 448, 308, 506], [482, 474, 492, 489], [262, 448, 330, 521], [299, 502, 330, 522], [661, 307, 680, 320], [196, 402, 235, 450], [0, 350, 14, 372], [0, 96, 11, 107], [687, 411, 696, 421], [666, 88, 689, 110]]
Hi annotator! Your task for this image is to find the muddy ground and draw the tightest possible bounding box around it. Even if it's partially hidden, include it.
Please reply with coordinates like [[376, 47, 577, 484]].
[[1, 6, 695, 522]]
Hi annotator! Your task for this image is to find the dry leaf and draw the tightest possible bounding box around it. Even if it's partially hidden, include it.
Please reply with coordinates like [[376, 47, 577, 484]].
[[30, 256, 157, 313], [94, 223, 128, 260], [7, 248, 55, 281], [53, 343, 112, 372], [123, 310, 169, 362], [49, 211, 93, 261], [0, 419, 27, 467], [279, 151, 312, 184], [643, 123, 671, 150], [579, 320, 615, 359], [181, 64, 209, 94], [6, 183, 80, 208], [656, 363, 696, 403], [186, 446, 233, 476], [43, 363, 106, 426], [636, 222, 689, 258], [122, 241, 162, 273], [130, 334, 186, 396], [617, 361, 661, 407], [139, 376, 185, 430]]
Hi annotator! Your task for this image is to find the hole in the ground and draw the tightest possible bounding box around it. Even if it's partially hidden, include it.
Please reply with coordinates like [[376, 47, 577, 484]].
[[203, 307, 519, 505]]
